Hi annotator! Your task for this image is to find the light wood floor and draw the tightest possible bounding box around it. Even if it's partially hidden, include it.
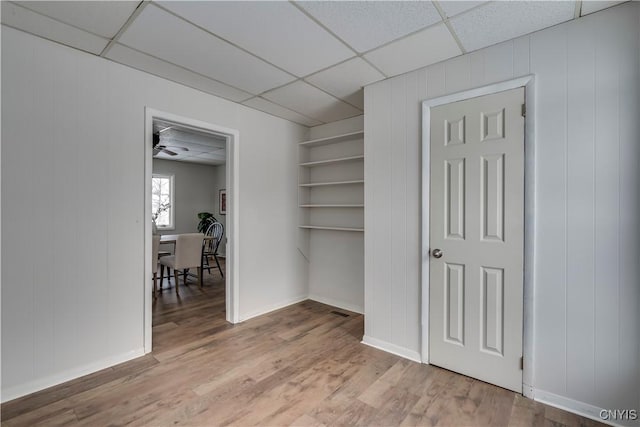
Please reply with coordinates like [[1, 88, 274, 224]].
[[2, 263, 603, 426]]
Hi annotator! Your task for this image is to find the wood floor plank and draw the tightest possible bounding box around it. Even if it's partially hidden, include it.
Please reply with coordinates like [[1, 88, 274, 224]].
[[290, 413, 327, 427], [1, 261, 604, 427], [509, 394, 547, 427]]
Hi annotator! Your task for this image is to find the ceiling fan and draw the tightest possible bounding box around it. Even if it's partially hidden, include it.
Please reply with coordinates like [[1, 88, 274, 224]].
[[153, 132, 189, 156]]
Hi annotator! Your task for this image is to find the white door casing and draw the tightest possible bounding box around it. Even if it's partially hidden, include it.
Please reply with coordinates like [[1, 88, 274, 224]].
[[429, 87, 525, 392], [144, 108, 241, 354]]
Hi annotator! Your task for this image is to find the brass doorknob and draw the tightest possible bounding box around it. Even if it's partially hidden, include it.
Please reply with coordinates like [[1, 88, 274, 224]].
[[432, 249, 443, 259]]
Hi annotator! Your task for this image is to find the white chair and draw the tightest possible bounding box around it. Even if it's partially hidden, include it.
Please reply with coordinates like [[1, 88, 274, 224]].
[[152, 235, 161, 297], [159, 233, 204, 294]]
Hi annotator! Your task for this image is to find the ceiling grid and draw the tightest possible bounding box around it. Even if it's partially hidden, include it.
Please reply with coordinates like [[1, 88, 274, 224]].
[[1, 0, 628, 127]]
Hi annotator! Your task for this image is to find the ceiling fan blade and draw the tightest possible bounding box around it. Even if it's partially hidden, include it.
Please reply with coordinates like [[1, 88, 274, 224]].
[[162, 148, 179, 156], [164, 145, 189, 151], [153, 148, 162, 156]]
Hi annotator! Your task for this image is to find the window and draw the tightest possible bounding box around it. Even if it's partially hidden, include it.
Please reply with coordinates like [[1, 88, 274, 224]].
[[152, 174, 174, 229]]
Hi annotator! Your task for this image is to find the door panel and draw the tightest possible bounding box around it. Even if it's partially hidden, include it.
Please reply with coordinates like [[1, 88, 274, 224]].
[[429, 87, 524, 392], [481, 266, 504, 356], [445, 159, 465, 240], [445, 262, 465, 345]]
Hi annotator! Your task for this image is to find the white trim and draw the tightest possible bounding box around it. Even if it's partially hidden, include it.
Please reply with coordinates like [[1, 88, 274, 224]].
[[1, 348, 145, 403], [534, 389, 620, 427], [361, 336, 422, 363], [238, 295, 309, 323], [144, 108, 241, 354], [0, 17, 3, 404], [420, 76, 536, 391], [308, 294, 364, 314]]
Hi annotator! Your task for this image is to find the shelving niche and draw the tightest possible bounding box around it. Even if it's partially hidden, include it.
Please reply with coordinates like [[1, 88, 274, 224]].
[[298, 131, 364, 232]]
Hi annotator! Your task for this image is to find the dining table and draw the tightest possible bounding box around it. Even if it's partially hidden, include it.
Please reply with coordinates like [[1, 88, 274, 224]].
[[159, 233, 213, 244]]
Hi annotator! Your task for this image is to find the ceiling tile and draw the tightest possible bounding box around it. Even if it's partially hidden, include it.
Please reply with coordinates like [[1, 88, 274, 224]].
[[305, 58, 384, 109], [451, 1, 576, 52], [581, 1, 627, 15], [437, 1, 489, 18], [242, 97, 323, 127], [297, 1, 442, 53], [158, 1, 354, 77], [119, 4, 294, 94], [364, 23, 461, 77], [262, 81, 362, 123], [106, 44, 252, 102], [14, 1, 139, 38], [1, 2, 108, 54]]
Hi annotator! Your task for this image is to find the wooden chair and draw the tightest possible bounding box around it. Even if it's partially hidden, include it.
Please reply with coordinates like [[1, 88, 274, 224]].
[[202, 221, 224, 278], [159, 233, 204, 293]]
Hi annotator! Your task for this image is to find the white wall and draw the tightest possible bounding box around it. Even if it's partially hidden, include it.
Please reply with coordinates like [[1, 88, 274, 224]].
[[152, 159, 218, 234], [364, 2, 640, 421], [1, 26, 306, 401], [306, 116, 365, 313]]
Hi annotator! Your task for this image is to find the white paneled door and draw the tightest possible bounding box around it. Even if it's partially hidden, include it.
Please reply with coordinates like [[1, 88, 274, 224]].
[[429, 87, 524, 392]]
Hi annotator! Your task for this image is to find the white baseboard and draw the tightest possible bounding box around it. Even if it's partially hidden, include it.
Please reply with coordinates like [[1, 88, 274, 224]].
[[1, 348, 145, 403], [361, 335, 422, 363], [534, 389, 624, 427], [238, 295, 308, 322], [308, 294, 363, 314]]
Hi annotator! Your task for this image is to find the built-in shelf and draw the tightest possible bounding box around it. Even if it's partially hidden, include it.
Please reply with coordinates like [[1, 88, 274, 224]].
[[299, 180, 364, 187], [299, 204, 364, 208], [298, 155, 364, 167], [299, 225, 364, 232], [298, 131, 364, 148], [298, 131, 364, 233]]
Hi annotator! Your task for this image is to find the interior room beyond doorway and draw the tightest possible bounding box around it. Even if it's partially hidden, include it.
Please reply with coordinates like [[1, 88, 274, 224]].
[[151, 118, 228, 322]]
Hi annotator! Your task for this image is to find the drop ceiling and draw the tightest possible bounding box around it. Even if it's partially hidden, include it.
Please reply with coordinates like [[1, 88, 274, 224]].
[[1, 0, 627, 127]]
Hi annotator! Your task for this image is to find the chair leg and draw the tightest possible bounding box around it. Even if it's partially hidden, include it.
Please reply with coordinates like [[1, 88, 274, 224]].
[[153, 272, 157, 298], [159, 264, 165, 291], [204, 255, 211, 274], [183, 269, 188, 285], [198, 267, 202, 288], [214, 254, 224, 278], [174, 269, 180, 294]]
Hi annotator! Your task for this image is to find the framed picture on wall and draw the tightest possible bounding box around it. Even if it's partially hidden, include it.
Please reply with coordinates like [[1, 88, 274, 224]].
[[219, 189, 227, 215]]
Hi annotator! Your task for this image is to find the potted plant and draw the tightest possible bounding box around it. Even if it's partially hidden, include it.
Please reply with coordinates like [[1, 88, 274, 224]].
[[197, 212, 218, 233]]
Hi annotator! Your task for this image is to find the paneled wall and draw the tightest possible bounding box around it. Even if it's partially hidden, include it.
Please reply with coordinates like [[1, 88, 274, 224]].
[[364, 2, 639, 418], [1, 27, 306, 400]]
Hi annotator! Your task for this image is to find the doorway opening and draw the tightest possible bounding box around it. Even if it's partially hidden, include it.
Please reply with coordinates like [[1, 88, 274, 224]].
[[144, 109, 240, 353]]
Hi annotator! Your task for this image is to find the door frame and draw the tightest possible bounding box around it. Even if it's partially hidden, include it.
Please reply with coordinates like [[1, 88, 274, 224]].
[[143, 108, 241, 353], [421, 75, 535, 397]]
